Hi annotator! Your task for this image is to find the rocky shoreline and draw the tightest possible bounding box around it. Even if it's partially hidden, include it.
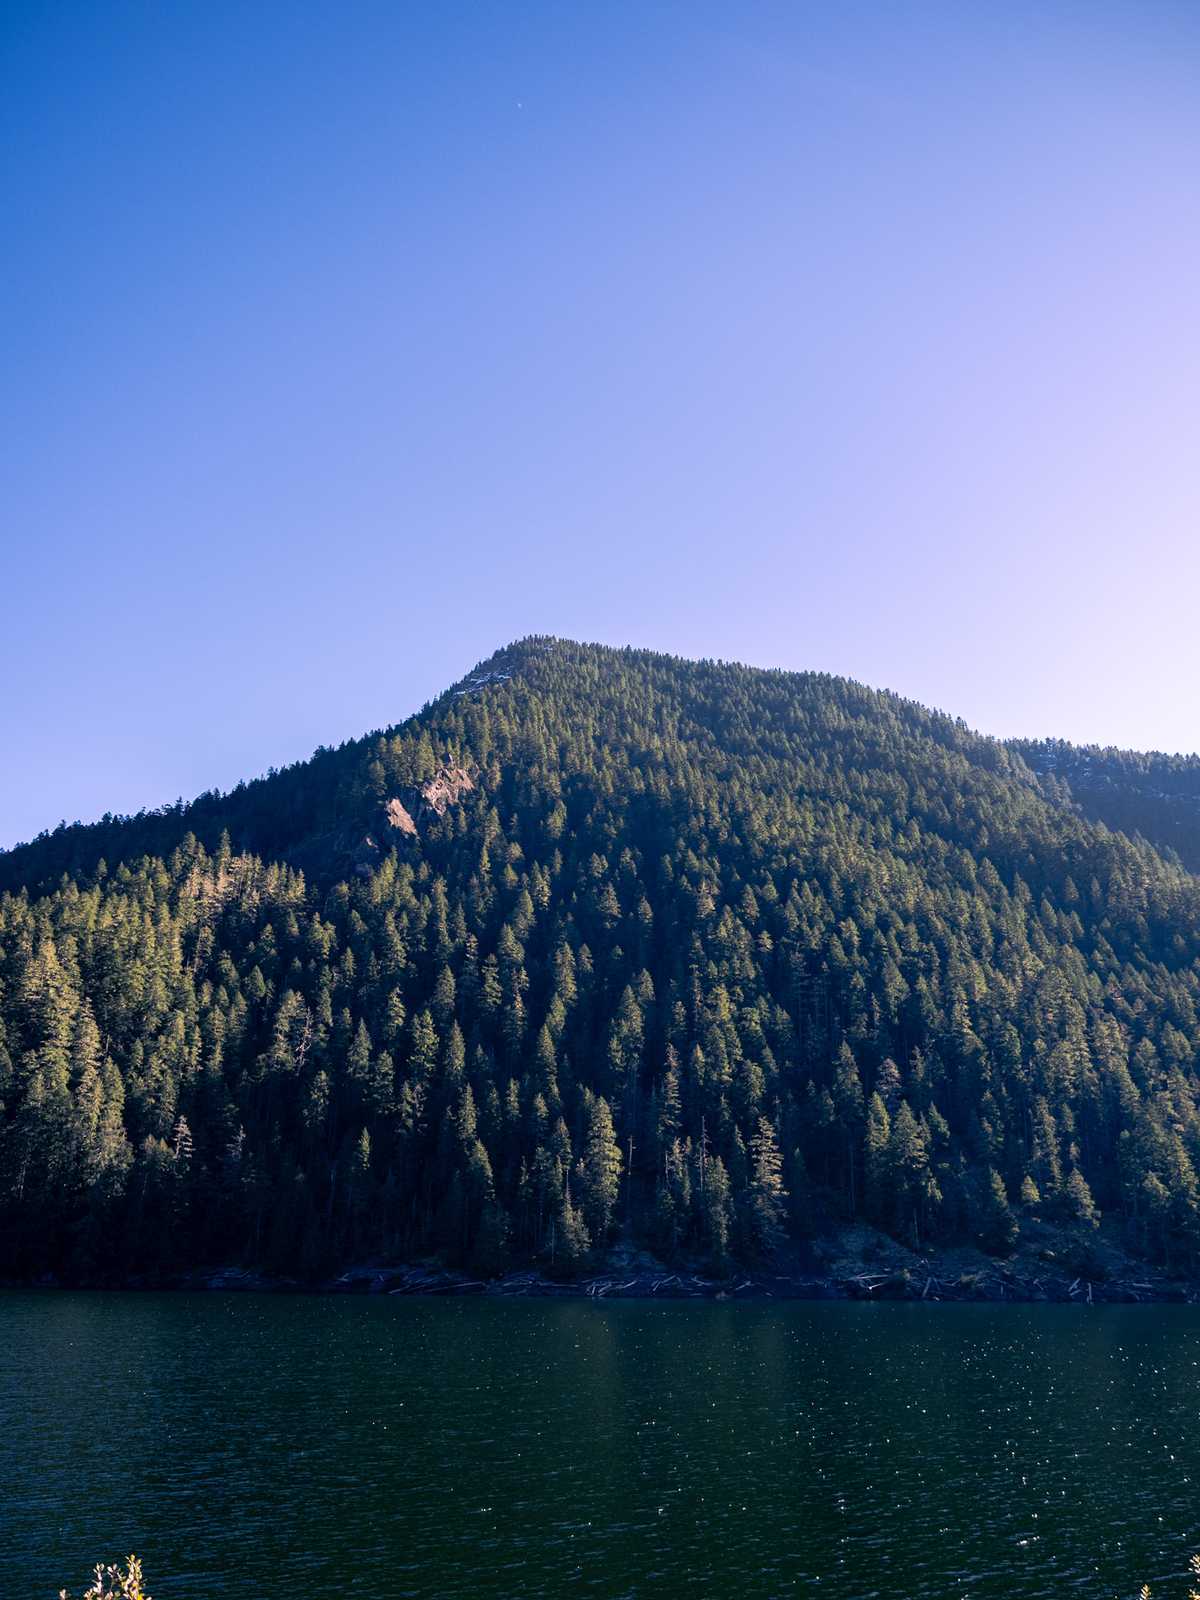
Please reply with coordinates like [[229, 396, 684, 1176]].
[[13, 1219, 1199, 1303], [305, 1261, 1200, 1303], [10, 1259, 1200, 1303]]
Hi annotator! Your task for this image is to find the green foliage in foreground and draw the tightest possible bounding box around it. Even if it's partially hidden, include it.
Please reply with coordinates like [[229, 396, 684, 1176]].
[[7, 637, 1200, 1280]]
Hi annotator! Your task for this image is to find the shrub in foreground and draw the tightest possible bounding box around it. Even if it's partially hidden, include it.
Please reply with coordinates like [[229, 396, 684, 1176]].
[[1140, 1552, 1200, 1599], [60, 1555, 149, 1600]]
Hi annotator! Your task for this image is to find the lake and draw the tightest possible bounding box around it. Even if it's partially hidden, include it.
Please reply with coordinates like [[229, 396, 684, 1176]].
[[5, 1293, 1200, 1599]]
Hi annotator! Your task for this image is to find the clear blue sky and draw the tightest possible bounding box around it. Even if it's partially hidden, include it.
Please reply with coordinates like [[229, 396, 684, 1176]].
[[3, 1, 1198, 849]]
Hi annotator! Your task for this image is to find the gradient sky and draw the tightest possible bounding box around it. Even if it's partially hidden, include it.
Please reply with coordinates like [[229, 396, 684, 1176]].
[[3, 1, 1199, 849]]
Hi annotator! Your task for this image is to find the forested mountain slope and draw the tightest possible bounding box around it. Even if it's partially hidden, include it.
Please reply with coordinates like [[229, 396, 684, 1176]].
[[4, 637, 1200, 1282], [1013, 738, 1200, 873]]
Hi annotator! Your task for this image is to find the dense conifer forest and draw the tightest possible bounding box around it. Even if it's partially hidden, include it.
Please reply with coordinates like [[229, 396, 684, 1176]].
[[6, 637, 1200, 1283]]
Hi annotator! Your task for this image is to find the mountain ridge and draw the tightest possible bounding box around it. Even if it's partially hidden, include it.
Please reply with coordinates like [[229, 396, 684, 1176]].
[[7, 636, 1200, 889], [5, 636, 1200, 1284]]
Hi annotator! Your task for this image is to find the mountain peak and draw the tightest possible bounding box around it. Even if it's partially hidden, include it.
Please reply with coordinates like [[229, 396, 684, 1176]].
[[6, 638, 1200, 1285]]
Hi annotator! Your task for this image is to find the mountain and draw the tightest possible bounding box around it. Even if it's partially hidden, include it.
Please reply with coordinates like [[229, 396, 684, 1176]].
[[4, 636, 1200, 1285], [1013, 738, 1200, 873]]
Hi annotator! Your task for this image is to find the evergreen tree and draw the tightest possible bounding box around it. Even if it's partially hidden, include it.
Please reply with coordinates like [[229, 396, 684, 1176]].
[[704, 1153, 733, 1267], [1063, 1167, 1099, 1229], [864, 1092, 891, 1224], [580, 1096, 622, 1245], [3, 636, 1200, 1281], [748, 1118, 787, 1255], [977, 1168, 1018, 1254]]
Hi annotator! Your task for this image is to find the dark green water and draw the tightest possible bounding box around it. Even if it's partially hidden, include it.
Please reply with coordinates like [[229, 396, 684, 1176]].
[[6, 1295, 1200, 1599]]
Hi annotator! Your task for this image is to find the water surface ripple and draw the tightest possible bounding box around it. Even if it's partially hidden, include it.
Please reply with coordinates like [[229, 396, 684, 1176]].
[[5, 1294, 1200, 1598]]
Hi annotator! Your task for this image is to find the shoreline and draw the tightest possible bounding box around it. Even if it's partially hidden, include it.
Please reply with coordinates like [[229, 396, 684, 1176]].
[[8, 1260, 1199, 1304]]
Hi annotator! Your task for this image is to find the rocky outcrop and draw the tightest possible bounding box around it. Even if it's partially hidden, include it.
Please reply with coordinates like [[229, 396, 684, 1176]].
[[453, 668, 513, 699], [353, 769, 474, 872], [384, 797, 418, 835], [420, 766, 474, 816]]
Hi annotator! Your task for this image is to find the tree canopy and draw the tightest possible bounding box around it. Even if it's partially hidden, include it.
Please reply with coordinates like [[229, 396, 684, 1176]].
[[5, 637, 1200, 1279]]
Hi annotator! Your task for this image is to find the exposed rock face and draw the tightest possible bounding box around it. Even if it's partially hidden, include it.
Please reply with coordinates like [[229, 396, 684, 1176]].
[[384, 797, 418, 835], [370, 769, 474, 862], [453, 668, 512, 699], [420, 766, 474, 816]]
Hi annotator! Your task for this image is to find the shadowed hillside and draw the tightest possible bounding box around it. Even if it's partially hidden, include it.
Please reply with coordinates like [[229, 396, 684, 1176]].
[[1014, 738, 1200, 873], [4, 637, 1200, 1283]]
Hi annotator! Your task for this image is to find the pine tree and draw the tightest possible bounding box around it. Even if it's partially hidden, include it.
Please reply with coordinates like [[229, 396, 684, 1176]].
[[887, 1102, 938, 1247], [864, 1092, 891, 1224], [704, 1153, 732, 1267], [1063, 1167, 1099, 1229], [748, 1117, 787, 1254], [580, 1096, 622, 1245], [832, 1044, 865, 1216], [554, 1183, 591, 1266], [977, 1167, 1018, 1254]]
